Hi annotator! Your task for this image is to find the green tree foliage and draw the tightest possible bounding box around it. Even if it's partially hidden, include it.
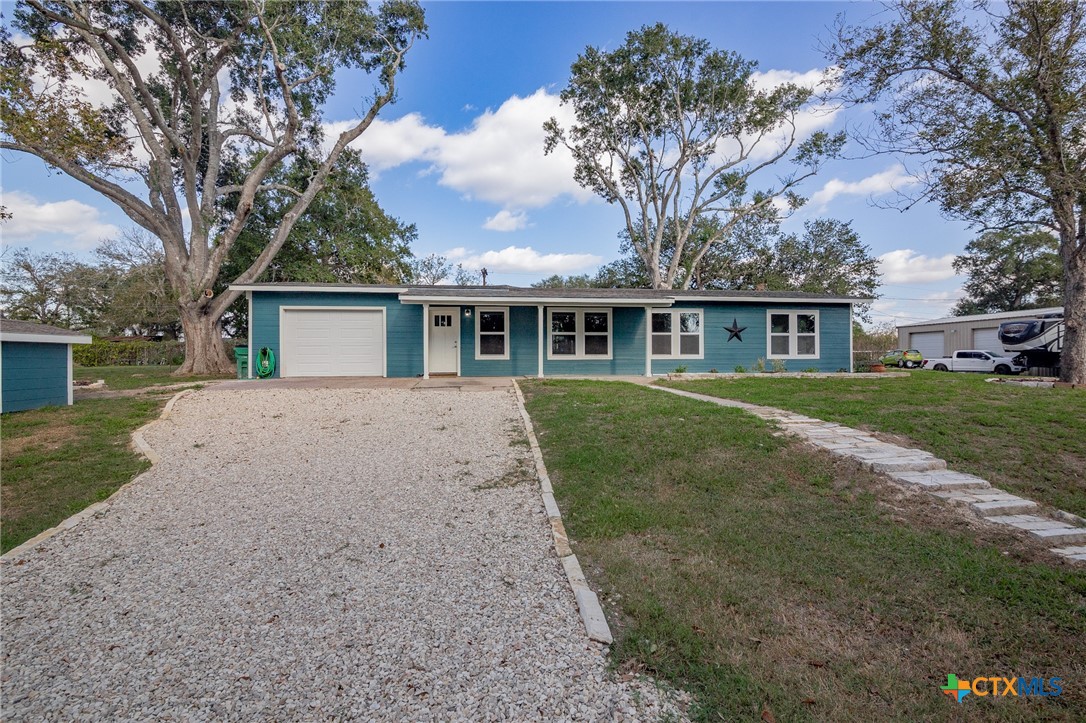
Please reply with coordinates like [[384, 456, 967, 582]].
[[95, 230, 181, 338], [0, 248, 107, 329], [1, 0, 427, 373], [532, 217, 880, 318], [544, 23, 844, 289], [830, 0, 1086, 382], [952, 229, 1063, 316]]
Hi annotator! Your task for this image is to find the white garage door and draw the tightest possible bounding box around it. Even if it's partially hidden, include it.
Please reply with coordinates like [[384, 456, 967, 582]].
[[909, 331, 944, 359], [972, 327, 1002, 354], [281, 308, 385, 377]]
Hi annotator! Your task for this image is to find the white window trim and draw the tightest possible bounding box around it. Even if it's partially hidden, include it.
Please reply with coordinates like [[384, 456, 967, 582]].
[[547, 308, 613, 360], [766, 310, 820, 359], [474, 306, 510, 360], [649, 308, 705, 359]]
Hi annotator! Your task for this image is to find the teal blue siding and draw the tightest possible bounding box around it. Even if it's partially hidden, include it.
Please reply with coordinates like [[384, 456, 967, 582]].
[[2, 341, 69, 412], [651, 302, 852, 374], [542, 307, 646, 376], [460, 306, 539, 376], [250, 291, 853, 378], [251, 292, 422, 378]]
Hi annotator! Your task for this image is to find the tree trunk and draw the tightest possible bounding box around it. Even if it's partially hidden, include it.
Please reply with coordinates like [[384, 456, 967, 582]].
[[1060, 249, 1086, 384], [176, 301, 234, 375]]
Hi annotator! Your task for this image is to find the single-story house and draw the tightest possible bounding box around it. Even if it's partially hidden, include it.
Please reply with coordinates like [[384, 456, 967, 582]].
[[230, 283, 864, 379], [896, 306, 1063, 359], [0, 319, 92, 413]]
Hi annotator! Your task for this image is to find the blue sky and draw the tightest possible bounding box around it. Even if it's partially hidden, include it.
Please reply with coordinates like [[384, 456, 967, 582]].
[[0, 1, 976, 327]]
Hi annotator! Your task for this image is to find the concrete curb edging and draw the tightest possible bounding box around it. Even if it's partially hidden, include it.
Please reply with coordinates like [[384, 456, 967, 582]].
[[1, 388, 193, 562], [512, 380, 614, 645]]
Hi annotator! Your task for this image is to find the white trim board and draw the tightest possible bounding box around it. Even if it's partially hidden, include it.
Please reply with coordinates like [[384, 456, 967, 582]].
[[0, 332, 92, 345], [474, 306, 510, 361]]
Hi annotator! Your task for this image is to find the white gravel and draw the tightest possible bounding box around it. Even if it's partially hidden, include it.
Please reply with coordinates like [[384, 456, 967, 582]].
[[2, 387, 687, 721]]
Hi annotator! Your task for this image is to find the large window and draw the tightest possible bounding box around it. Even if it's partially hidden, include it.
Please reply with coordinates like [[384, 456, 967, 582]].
[[548, 309, 612, 359], [475, 307, 509, 360], [651, 309, 703, 358], [767, 311, 819, 358]]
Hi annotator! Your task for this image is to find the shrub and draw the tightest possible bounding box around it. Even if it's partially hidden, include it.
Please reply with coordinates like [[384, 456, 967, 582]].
[[734, 365, 747, 374], [771, 358, 788, 373], [673, 365, 688, 374], [803, 367, 820, 373], [73, 338, 185, 367], [753, 357, 766, 373], [709, 368, 719, 374]]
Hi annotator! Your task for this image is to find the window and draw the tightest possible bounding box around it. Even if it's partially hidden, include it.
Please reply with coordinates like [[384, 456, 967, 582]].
[[475, 307, 509, 360], [767, 311, 819, 358], [650, 309, 703, 358], [548, 308, 612, 359]]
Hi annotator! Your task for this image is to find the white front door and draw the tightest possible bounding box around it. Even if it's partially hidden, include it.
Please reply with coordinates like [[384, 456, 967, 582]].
[[428, 307, 459, 374]]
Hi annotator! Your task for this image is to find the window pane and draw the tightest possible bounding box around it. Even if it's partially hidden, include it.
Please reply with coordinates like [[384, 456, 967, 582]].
[[771, 336, 790, 355], [652, 335, 672, 355], [652, 312, 672, 333], [479, 334, 505, 356], [797, 335, 816, 355], [771, 314, 789, 333], [552, 334, 576, 355], [479, 311, 505, 333], [680, 312, 701, 333], [584, 335, 608, 355], [584, 312, 608, 333], [679, 335, 700, 355], [551, 312, 576, 333], [797, 314, 816, 334]]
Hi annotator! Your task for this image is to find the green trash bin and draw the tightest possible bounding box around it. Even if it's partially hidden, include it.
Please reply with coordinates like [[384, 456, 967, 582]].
[[234, 346, 249, 379]]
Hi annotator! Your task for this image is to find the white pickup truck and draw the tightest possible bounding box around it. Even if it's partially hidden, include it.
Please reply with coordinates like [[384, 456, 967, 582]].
[[921, 350, 1026, 375]]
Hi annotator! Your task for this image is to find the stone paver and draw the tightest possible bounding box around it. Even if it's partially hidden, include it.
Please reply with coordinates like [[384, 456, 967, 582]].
[[652, 384, 1086, 564]]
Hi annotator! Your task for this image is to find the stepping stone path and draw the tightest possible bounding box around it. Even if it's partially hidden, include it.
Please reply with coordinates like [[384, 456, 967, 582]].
[[656, 386, 1086, 563]]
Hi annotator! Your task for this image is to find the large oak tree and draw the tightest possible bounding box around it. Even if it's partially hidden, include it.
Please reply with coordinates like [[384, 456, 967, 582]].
[[830, 0, 1086, 382], [1, 0, 426, 373], [544, 23, 844, 290]]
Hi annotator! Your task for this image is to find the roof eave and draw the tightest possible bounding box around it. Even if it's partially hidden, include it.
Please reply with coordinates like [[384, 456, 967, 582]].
[[0, 332, 93, 345]]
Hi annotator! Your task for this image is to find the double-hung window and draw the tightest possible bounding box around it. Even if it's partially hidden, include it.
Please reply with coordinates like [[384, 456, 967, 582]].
[[548, 308, 611, 359], [650, 309, 703, 358], [767, 311, 819, 358], [475, 307, 509, 360]]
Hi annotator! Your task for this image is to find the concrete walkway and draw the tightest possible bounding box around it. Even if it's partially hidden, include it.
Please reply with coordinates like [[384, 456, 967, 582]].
[[653, 385, 1086, 563]]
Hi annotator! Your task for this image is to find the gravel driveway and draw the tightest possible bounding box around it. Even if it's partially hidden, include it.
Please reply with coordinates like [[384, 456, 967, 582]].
[[2, 387, 683, 721]]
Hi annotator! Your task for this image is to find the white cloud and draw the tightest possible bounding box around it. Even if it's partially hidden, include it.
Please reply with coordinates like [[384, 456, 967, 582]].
[[0, 189, 120, 250], [870, 289, 962, 326], [482, 209, 529, 232], [446, 245, 602, 274], [809, 165, 920, 209], [345, 89, 591, 209], [878, 249, 958, 284], [715, 67, 842, 164]]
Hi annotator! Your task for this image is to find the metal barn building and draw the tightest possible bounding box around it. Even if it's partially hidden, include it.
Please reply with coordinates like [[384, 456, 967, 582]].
[[896, 307, 1063, 359]]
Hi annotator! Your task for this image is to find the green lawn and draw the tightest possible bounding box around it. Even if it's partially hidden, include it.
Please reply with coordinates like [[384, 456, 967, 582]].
[[522, 380, 1085, 722], [662, 372, 1086, 519], [1, 396, 166, 553], [75, 364, 233, 390]]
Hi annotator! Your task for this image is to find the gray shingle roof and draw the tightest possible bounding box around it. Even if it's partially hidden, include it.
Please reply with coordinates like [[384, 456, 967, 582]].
[[231, 282, 867, 302], [0, 318, 90, 338]]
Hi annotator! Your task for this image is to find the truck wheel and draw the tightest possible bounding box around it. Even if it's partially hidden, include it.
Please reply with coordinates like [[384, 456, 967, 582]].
[[933, 364, 948, 372], [995, 364, 1010, 375]]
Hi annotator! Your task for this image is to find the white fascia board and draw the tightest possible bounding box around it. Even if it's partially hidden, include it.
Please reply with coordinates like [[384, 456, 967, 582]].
[[228, 284, 405, 294], [399, 296, 674, 306], [678, 296, 869, 305], [0, 332, 93, 345]]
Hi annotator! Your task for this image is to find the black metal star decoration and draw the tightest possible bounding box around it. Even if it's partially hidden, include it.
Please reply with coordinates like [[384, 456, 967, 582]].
[[724, 318, 747, 342]]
